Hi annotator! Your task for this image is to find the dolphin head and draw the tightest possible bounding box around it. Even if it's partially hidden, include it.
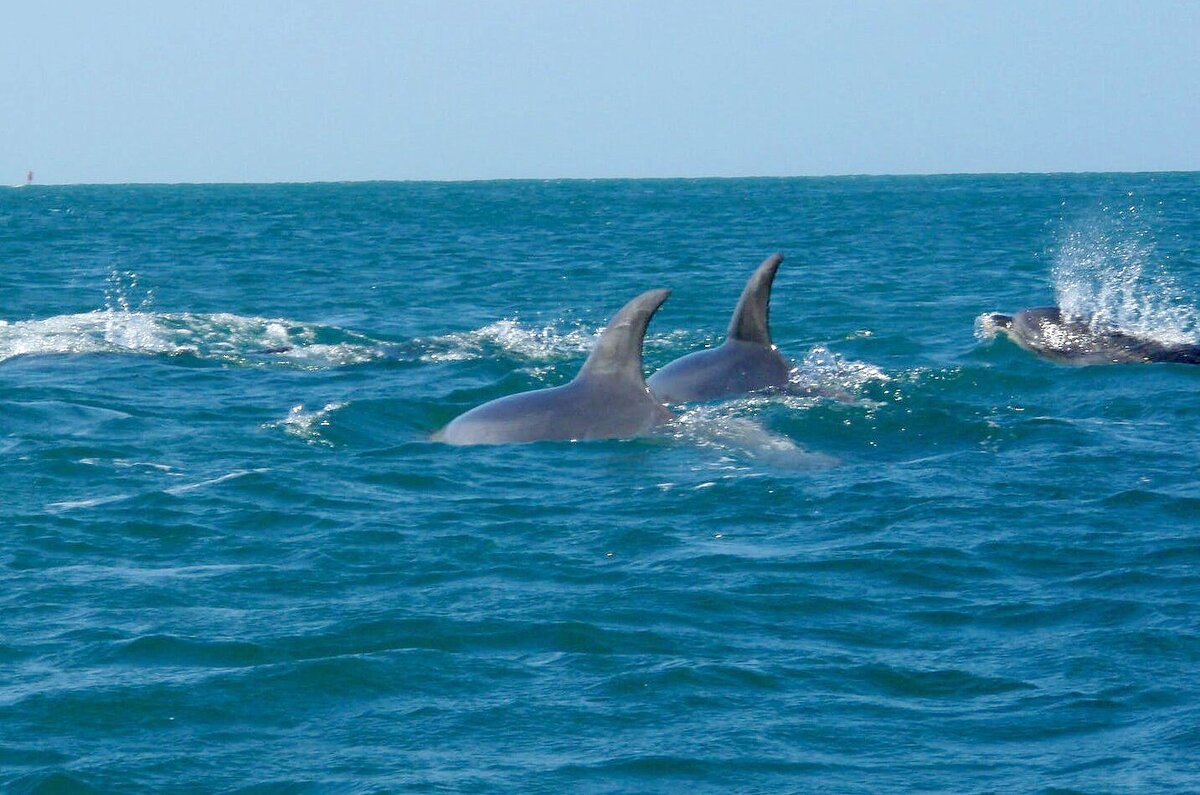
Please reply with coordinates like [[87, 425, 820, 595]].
[[981, 312, 1013, 332], [1009, 307, 1070, 351], [982, 304, 1200, 365], [975, 311, 1015, 342], [1001, 306, 1130, 363], [979, 307, 1064, 350]]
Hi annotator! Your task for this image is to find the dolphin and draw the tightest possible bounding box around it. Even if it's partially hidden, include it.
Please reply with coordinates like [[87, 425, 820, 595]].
[[437, 289, 673, 445], [981, 306, 1200, 365], [647, 253, 792, 403]]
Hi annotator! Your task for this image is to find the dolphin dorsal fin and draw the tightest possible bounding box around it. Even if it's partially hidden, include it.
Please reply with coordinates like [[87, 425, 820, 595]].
[[726, 253, 783, 345], [577, 288, 671, 385]]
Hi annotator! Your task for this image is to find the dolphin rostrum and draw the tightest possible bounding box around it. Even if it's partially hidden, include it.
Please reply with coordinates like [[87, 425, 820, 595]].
[[647, 253, 792, 403], [437, 289, 673, 445], [981, 306, 1200, 365]]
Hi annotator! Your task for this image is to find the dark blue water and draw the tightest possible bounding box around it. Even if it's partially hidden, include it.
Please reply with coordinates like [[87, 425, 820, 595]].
[[2, 175, 1198, 792]]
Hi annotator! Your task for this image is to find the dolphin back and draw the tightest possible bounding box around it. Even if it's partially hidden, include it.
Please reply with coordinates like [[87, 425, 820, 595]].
[[1158, 345, 1200, 364], [577, 288, 671, 384], [439, 288, 672, 445], [998, 306, 1200, 365], [726, 253, 783, 345], [647, 254, 791, 403]]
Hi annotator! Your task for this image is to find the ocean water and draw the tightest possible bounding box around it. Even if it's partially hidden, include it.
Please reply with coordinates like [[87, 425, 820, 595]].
[[2, 174, 1198, 793]]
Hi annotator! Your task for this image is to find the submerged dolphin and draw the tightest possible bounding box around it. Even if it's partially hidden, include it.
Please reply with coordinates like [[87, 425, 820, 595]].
[[647, 253, 792, 403], [981, 306, 1200, 365], [437, 289, 673, 445]]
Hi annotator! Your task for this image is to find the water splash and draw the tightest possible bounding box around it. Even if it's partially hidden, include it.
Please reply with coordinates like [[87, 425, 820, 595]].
[[0, 269, 386, 367], [102, 270, 167, 350], [793, 345, 890, 398], [413, 321, 690, 391], [0, 302, 645, 373], [973, 313, 1004, 341], [0, 310, 385, 367], [163, 313, 383, 368], [264, 403, 347, 446], [1051, 203, 1199, 344], [417, 319, 597, 364]]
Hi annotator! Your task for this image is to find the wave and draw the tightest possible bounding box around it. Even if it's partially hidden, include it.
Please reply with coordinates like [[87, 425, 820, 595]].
[[0, 309, 386, 368], [45, 468, 265, 512], [0, 270, 675, 373], [0, 269, 390, 369], [0, 309, 619, 371]]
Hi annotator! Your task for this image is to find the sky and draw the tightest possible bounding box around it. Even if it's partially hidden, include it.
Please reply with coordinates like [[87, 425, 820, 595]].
[[3, 1, 1199, 184]]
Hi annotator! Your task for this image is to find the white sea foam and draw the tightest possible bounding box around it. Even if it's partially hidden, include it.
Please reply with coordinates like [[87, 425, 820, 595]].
[[0, 311, 165, 361], [792, 345, 890, 399], [415, 317, 695, 369], [417, 319, 598, 364], [264, 403, 347, 446], [0, 310, 387, 367], [2, 271, 696, 375], [0, 271, 386, 367]]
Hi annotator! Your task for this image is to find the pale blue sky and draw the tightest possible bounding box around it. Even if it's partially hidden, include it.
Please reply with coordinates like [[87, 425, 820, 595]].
[[4, 1, 1198, 184]]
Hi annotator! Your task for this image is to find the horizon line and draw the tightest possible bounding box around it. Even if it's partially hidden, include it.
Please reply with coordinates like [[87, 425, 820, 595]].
[[12, 168, 1200, 188]]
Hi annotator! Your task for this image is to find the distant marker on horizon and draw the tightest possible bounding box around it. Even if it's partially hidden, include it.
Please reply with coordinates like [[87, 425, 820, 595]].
[[26, 170, 33, 185]]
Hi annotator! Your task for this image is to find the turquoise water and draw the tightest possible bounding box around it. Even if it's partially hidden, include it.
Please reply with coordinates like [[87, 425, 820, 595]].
[[2, 175, 1198, 792]]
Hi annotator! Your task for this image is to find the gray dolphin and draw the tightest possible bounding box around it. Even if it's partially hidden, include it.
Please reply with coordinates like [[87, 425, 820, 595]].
[[437, 289, 673, 445], [982, 306, 1200, 365], [647, 253, 791, 403]]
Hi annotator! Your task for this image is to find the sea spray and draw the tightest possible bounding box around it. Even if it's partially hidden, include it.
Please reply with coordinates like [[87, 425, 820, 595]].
[[1051, 202, 1200, 343]]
